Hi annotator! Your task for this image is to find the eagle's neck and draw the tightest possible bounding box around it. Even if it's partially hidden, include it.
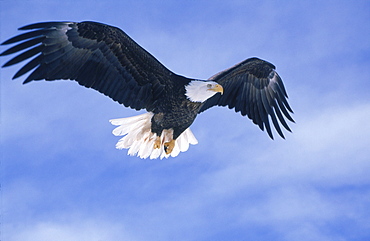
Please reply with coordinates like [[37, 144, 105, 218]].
[[185, 80, 219, 103]]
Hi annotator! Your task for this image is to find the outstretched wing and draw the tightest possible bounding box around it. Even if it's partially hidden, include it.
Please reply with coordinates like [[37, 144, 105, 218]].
[[0, 21, 177, 111], [199, 57, 294, 139]]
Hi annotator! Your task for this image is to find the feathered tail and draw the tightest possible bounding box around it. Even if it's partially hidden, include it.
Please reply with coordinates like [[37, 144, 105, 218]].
[[109, 113, 198, 159]]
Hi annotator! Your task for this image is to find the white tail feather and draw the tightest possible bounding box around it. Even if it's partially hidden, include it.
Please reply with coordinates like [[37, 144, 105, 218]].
[[109, 113, 198, 159]]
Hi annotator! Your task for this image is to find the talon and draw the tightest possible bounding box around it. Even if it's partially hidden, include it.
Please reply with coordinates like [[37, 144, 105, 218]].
[[154, 136, 161, 149], [164, 139, 176, 154]]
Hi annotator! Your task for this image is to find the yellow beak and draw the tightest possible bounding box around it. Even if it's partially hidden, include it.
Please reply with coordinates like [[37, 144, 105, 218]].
[[211, 84, 224, 95]]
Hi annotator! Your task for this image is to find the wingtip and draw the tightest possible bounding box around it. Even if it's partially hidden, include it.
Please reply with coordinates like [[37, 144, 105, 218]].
[[22, 77, 33, 84], [266, 129, 274, 140], [1, 39, 14, 46]]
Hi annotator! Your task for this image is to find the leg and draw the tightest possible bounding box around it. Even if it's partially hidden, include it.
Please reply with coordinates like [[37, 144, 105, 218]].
[[164, 139, 176, 154], [154, 135, 161, 149]]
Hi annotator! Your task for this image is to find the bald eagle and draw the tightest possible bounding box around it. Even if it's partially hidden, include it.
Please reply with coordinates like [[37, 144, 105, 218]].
[[0, 21, 294, 159]]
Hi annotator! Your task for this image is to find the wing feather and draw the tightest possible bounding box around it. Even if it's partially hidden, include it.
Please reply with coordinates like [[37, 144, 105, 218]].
[[13, 54, 42, 79], [1, 21, 179, 111], [1, 38, 43, 56], [200, 57, 294, 139], [1, 29, 50, 45]]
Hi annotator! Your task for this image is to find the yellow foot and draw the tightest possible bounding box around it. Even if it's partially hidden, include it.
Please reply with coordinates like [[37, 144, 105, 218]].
[[154, 136, 161, 149], [164, 139, 176, 155]]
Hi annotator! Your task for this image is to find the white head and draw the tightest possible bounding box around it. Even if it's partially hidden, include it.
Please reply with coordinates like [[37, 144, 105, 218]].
[[185, 80, 224, 102]]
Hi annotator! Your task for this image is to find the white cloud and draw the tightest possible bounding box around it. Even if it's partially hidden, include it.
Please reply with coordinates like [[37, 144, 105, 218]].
[[215, 101, 370, 186], [7, 218, 137, 241]]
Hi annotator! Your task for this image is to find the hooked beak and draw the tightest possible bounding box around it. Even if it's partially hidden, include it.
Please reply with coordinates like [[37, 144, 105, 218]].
[[211, 84, 224, 95]]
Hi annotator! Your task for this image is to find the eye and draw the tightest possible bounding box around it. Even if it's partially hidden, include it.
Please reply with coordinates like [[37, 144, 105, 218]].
[[207, 84, 213, 88]]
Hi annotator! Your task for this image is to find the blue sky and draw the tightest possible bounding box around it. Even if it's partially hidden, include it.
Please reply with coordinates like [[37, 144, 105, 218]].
[[1, 0, 370, 240]]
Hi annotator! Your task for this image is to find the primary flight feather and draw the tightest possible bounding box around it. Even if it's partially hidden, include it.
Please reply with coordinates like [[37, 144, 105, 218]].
[[0, 21, 294, 159]]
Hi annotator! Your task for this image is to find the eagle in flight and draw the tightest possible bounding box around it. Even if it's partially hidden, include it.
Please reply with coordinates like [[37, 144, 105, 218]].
[[0, 21, 294, 159]]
